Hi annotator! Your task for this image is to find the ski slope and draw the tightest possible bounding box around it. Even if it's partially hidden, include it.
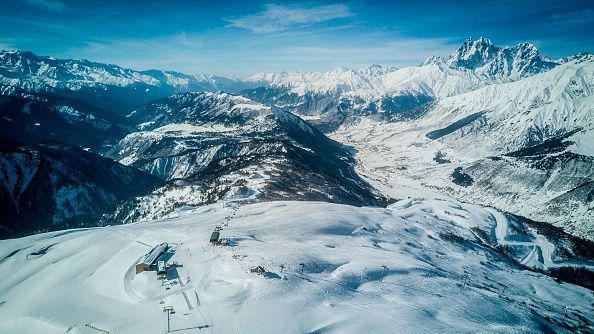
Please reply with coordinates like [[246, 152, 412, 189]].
[[0, 199, 592, 333]]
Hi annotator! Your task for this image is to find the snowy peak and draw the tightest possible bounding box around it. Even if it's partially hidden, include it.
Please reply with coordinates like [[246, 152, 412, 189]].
[[0, 49, 158, 87], [359, 64, 396, 76], [0, 49, 254, 111], [244, 37, 564, 107], [490, 42, 557, 78], [447, 37, 498, 69], [245, 64, 396, 95], [420, 55, 445, 66], [446, 37, 558, 79], [558, 52, 594, 64], [165, 91, 267, 111]]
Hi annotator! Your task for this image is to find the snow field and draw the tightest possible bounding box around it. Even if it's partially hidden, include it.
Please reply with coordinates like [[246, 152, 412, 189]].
[[0, 199, 592, 333]]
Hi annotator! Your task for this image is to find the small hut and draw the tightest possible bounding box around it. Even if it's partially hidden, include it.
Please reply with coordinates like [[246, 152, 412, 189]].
[[209, 231, 220, 245]]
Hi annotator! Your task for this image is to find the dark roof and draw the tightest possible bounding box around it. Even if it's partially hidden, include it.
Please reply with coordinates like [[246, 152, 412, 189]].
[[210, 231, 220, 241]]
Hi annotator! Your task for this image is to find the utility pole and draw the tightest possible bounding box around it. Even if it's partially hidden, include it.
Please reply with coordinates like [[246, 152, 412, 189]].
[[280, 264, 285, 274], [300, 263, 306, 274], [462, 274, 468, 288], [163, 306, 174, 333]]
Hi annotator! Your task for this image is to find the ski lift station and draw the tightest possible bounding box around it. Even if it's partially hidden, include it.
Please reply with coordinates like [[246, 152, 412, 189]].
[[209, 230, 220, 245], [135, 242, 169, 274]]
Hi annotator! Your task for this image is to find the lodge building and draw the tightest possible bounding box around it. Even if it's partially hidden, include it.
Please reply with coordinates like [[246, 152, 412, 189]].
[[135, 242, 169, 274]]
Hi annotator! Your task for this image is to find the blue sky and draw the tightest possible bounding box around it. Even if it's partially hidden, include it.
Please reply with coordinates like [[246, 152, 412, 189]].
[[1, 0, 592, 77]]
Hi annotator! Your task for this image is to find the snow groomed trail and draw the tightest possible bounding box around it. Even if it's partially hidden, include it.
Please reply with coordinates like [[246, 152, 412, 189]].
[[489, 209, 594, 270]]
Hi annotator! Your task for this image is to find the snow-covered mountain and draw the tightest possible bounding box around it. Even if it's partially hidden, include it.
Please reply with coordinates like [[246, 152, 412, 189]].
[[247, 37, 557, 98], [1, 38, 591, 241], [446, 37, 557, 79], [1, 199, 592, 333], [0, 50, 255, 115], [332, 57, 594, 239], [247, 64, 397, 96], [0, 140, 161, 238], [0, 85, 129, 153], [106, 92, 386, 223], [0, 38, 561, 130], [241, 38, 560, 131], [127, 90, 274, 131], [0, 37, 593, 334], [235, 38, 594, 239]]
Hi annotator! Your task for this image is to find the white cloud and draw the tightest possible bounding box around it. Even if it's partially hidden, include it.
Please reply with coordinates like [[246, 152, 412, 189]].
[[25, 0, 67, 12], [227, 3, 352, 33]]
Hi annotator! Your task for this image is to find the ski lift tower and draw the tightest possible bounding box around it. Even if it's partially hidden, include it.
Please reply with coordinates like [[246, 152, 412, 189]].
[[163, 306, 174, 332]]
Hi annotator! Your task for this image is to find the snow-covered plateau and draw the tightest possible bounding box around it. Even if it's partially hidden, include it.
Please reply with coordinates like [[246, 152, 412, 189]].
[[0, 199, 592, 334]]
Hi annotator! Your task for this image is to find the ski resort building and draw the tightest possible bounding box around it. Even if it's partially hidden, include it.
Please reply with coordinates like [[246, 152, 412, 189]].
[[209, 231, 220, 244], [135, 242, 169, 274]]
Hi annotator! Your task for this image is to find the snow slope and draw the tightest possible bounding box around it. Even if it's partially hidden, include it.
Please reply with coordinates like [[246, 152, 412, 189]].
[[0, 50, 248, 93], [0, 199, 592, 333], [107, 92, 385, 223], [241, 38, 560, 132], [332, 58, 594, 239]]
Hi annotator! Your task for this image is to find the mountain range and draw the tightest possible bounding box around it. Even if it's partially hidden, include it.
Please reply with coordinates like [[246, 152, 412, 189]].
[[1, 36, 594, 333], [0, 50, 256, 116], [0, 37, 592, 241], [106, 91, 386, 224]]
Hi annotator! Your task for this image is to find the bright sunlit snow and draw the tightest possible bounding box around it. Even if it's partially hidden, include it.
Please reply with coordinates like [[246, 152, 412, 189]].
[[0, 199, 591, 333]]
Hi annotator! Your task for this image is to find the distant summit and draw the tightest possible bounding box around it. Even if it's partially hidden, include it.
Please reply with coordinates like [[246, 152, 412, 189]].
[[447, 37, 498, 69], [0, 49, 257, 115], [557, 52, 594, 64], [446, 37, 558, 79], [420, 55, 445, 66]]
